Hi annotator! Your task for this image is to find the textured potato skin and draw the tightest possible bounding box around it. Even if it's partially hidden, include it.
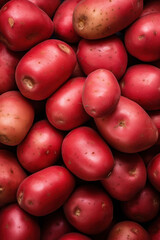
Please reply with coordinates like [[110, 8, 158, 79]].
[[73, 0, 143, 39]]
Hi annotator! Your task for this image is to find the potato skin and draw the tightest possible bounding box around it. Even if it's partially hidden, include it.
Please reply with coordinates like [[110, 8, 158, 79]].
[[59, 232, 92, 240], [0, 203, 40, 240], [0, 91, 35, 146], [82, 69, 121, 118], [15, 39, 77, 100], [125, 13, 160, 62], [17, 166, 75, 216], [73, 0, 143, 39], [94, 96, 158, 153], [0, 0, 54, 51], [62, 126, 114, 181]]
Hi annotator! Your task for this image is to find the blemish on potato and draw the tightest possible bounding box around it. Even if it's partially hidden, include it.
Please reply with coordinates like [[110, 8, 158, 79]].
[[17, 191, 24, 204], [131, 228, 139, 234], [138, 35, 145, 40], [102, 202, 106, 208], [28, 200, 33, 205], [0, 134, 9, 144], [45, 150, 50, 155], [77, 15, 88, 30], [0, 186, 4, 193], [58, 44, 70, 54], [74, 207, 81, 216], [22, 77, 34, 89], [2, 6, 7, 11], [8, 17, 14, 28]]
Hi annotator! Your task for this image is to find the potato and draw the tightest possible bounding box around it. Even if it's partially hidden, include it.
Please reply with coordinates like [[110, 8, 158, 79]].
[[73, 0, 143, 39]]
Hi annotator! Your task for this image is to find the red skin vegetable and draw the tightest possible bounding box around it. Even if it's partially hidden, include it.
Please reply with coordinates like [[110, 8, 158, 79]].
[[0, 203, 40, 240], [29, 0, 61, 18], [0, 42, 22, 94], [107, 220, 150, 240], [120, 64, 160, 110], [59, 232, 92, 240], [41, 208, 73, 240], [53, 0, 81, 43], [148, 216, 160, 240], [121, 184, 160, 223], [94, 96, 158, 153], [77, 35, 128, 80], [17, 120, 64, 173], [125, 12, 160, 62], [101, 151, 147, 201], [0, 150, 27, 207], [15, 39, 77, 100], [0, 90, 35, 146], [63, 184, 113, 235], [46, 77, 90, 131], [82, 68, 121, 118], [147, 153, 160, 192], [0, 0, 54, 51], [62, 126, 114, 181], [17, 165, 75, 216]]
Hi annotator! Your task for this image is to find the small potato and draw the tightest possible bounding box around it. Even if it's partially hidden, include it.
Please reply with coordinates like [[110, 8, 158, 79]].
[[73, 0, 143, 39], [82, 69, 121, 118], [125, 13, 160, 62]]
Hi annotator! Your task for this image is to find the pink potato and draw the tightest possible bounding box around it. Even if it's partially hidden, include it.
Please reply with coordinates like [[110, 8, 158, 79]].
[[46, 77, 90, 131], [0, 203, 40, 240], [29, 0, 61, 18], [41, 208, 73, 240], [62, 126, 114, 181], [0, 0, 54, 51], [124, 12, 160, 62], [147, 153, 160, 192], [82, 69, 121, 118], [101, 151, 147, 201], [0, 90, 35, 146], [15, 39, 77, 100], [121, 184, 160, 223], [17, 165, 75, 216], [107, 220, 150, 240], [53, 0, 81, 43], [72, 0, 143, 39], [0, 42, 22, 94], [77, 35, 128, 80], [94, 96, 158, 153], [63, 184, 113, 235], [120, 64, 160, 110], [59, 232, 92, 240], [17, 120, 64, 173], [0, 150, 27, 207]]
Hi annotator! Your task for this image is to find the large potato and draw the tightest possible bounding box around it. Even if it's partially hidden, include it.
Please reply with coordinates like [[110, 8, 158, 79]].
[[73, 0, 143, 39]]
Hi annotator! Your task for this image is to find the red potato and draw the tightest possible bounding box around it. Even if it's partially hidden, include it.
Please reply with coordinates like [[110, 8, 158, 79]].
[[94, 96, 158, 153], [148, 216, 160, 240], [59, 232, 92, 240], [29, 0, 61, 18], [15, 39, 77, 100], [124, 12, 160, 62], [82, 69, 121, 118], [63, 184, 113, 235], [0, 150, 27, 207], [17, 165, 75, 216], [147, 153, 160, 192], [53, 0, 81, 43], [101, 151, 147, 201], [46, 77, 90, 131], [149, 111, 160, 145], [120, 64, 160, 110], [72, 0, 143, 39], [0, 0, 54, 51], [107, 220, 150, 240], [0, 90, 35, 146], [41, 208, 73, 240], [62, 126, 114, 181], [77, 35, 128, 80], [121, 184, 160, 223], [0, 203, 40, 240], [140, 0, 160, 17], [0, 42, 22, 94], [17, 120, 64, 173]]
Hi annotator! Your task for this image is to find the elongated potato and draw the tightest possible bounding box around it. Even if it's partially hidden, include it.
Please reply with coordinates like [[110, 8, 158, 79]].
[[73, 0, 143, 39]]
